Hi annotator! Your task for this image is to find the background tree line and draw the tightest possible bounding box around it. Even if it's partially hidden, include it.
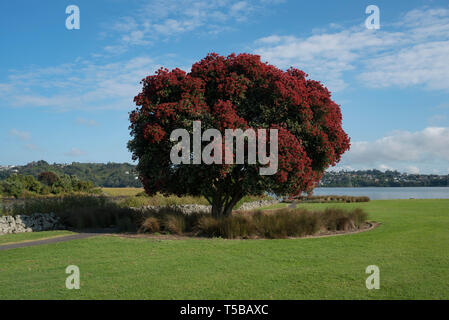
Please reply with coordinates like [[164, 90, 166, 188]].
[[319, 169, 449, 187], [0, 161, 142, 188], [0, 171, 98, 198], [1, 162, 448, 191]]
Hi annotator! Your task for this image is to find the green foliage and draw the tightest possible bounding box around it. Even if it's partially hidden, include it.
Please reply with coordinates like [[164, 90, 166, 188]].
[[116, 193, 210, 207], [0, 202, 8, 216], [0, 174, 41, 198], [9, 195, 108, 215], [1, 160, 141, 188], [0, 173, 98, 198], [38, 171, 59, 186]]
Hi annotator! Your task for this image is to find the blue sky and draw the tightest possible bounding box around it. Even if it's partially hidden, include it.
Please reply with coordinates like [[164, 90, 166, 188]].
[[1, 0, 449, 174]]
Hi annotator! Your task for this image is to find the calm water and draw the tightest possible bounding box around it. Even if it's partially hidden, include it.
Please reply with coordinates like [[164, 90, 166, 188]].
[[313, 187, 449, 200]]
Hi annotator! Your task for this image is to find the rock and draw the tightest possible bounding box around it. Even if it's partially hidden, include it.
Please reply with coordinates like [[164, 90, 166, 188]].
[[0, 212, 63, 235]]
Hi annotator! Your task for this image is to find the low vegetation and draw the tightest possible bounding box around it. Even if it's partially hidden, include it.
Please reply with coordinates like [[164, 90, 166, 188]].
[[0, 161, 141, 188], [116, 192, 209, 207], [101, 187, 144, 197], [0, 173, 99, 198], [138, 207, 368, 239], [1, 193, 274, 233], [1, 193, 364, 239], [115, 192, 272, 208], [3, 195, 137, 232]]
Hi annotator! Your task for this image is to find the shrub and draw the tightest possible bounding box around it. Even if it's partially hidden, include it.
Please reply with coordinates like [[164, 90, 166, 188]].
[[116, 216, 138, 232], [0, 173, 98, 198], [195, 207, 368, 239], [38, 171, 59, 186], [137, 206, 368, 239], [164, 215, 185, 235], [139, 217, 160, 233], [0, 202, 9, 216], [196, 217, 221, 237]]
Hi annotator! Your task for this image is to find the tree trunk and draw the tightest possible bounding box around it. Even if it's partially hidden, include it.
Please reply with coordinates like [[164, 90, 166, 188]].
[[210, 192, 243, 218]]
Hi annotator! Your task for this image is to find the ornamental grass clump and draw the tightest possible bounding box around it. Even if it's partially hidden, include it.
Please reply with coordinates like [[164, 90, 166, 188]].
[[140, 206, 368, 239]]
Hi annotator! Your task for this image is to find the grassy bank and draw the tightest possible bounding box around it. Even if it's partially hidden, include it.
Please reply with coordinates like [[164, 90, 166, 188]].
[[0, 199, 448, 299]]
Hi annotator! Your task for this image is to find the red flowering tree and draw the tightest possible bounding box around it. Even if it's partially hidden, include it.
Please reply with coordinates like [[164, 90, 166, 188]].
[[128, 53, 350, 217]]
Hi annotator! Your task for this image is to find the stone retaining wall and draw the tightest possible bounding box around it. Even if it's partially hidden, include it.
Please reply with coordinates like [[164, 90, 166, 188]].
[[0, 213, 62, 235], [134, 199, 279, 215]]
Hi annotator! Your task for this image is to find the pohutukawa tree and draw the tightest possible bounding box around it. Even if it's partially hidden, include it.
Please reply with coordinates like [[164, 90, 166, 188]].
[[128, 53, 350, 217]]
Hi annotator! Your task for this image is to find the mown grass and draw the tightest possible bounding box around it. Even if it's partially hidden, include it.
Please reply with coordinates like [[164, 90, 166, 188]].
[[0, 199, 448, 299], [0, 230, 74, 245], [116, 193, 209, 207], [101, 187, 144, 197]]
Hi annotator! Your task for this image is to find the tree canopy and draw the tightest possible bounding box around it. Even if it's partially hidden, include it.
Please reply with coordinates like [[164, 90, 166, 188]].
[[128, 53, 350, 216]]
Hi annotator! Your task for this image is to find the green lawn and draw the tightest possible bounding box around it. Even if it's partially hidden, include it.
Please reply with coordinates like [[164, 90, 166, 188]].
[[101, 187, 144, 197], [1, 199, 448, 299], [0, 230, 74, 245]]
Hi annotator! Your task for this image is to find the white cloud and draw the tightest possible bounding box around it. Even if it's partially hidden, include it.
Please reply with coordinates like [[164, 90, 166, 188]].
[[337, 127, 449, 173], [254, 29, 404, 91], [407, 166, 420, 174], [103, 0, 281, 53], [253, 6, 449, 92], [359, 41, 449, 90], [0, 56, 160, 111]]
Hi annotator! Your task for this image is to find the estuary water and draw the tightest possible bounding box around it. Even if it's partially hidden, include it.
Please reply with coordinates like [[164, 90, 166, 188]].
[[312, 187, 449, 200]]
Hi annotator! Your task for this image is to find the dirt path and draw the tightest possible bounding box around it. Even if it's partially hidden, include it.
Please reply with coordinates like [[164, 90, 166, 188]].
[[0, 233, 99, 251]]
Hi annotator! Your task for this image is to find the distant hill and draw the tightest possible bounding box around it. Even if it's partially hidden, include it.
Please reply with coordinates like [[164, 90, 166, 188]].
[[1, 162, 448, 188], [0, 161, 141, 188], [320, 169, 449, 187]]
